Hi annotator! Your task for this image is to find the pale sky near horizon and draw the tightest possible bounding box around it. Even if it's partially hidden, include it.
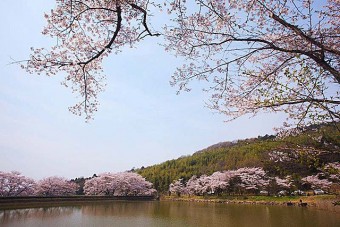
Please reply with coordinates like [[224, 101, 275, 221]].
[[0, 0, 286, 180]]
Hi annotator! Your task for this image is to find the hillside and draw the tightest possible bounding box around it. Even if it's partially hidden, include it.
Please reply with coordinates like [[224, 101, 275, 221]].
[[137, 124, 340, 192]]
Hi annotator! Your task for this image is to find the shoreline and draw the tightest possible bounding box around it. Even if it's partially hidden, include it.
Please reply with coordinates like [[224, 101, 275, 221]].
[[1, 195, 339, 213], [161, 195, 340, 213], [0, 196, 156, 210]]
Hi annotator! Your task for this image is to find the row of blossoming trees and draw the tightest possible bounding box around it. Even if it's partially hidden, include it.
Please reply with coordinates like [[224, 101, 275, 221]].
[[0, 171, 156, 197], [169, 162, 340, 196], [83, 172, 156, 196]]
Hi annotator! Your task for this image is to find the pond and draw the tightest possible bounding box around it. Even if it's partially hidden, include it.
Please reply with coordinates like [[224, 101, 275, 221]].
[[1, 201, 339, 227]]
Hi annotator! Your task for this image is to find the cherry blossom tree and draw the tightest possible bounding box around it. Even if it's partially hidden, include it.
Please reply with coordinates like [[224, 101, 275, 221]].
[[324, 162, 340, 173], [84, 173, 116, 195], [208, 171, 230, 195], [178, 168, 269, 195], [184, 174, 222, 195], [301, 173, 333, 191], [0, 171, 36, 197], [194, 175, 212, 195], [319, 162, 340, 182], [186, 171, 233, 195], [18, 0, 339, 128], [185, 175, 202, 195], [169, 178, 187, 196], [114, 172, 157, 196], [84, 172, 156, 196], [234, 167, 269, 193], [21, 0, 160, 120], [266, 175, 294, 194], [265, 146, 333, 176], [35, 176, 78, 196], [275, 176, 294, 190], [165, 0, 340, 129], [83, 175, 109, 195]]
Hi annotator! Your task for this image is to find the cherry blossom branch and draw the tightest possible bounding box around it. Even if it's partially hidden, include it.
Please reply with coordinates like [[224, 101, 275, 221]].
[[79, 5, 122, 66], [269, 12, 340, 84], [165, 0, 340, 129], [269, 12, 340, 56], [21, 0, 161, 120], [129, 3, 161, 39]]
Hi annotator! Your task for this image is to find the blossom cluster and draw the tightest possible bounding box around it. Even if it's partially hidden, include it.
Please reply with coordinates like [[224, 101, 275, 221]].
[[84, 172, 157, 196], [170, 167, 273, 196], [301, 174, 333, 190], [18, 0, 339, 127], [165, 0, 340, 129], [170, 162, 339, 196], [22, 0, 160, 120], [0, 172, 77, 197], [0, 171, 156, 197]]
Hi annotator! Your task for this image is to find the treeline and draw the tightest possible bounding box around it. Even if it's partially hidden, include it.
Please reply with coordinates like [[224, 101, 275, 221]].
[[2, 124, 339, 196], [0, 172, 156, 197], [137, 124, 340, 192], [169, 164, 340, 197]]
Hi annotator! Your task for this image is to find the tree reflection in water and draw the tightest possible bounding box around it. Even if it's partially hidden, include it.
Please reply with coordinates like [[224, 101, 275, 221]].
[[1, 201, 340, 227], [1, 207, 75, 224]]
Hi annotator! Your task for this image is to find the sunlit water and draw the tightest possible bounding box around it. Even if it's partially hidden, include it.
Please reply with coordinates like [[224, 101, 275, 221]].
[[1, 201, 339, 227]]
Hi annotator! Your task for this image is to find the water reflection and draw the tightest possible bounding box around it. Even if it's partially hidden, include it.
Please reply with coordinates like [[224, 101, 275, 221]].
[[1, 201, 339, 227], [0, 207, 75, 225], [81, 201, 156, 217]]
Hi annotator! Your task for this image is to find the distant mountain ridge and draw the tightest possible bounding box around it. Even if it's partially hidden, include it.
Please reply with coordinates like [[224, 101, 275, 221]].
[[195, 134, 277, 154], [195, 141, 238, 154]]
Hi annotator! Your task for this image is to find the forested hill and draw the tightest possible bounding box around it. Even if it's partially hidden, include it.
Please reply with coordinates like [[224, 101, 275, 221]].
[[137, 124, 340, 192]]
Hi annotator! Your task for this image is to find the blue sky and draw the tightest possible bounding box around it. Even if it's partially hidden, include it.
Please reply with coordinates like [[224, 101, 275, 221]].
[[0, 0, 286, 180]]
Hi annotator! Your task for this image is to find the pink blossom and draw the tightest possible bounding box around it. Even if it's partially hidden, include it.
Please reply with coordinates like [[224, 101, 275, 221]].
[[19, 0, 339, 126], [35, 176, 78, 196], [0, 171, 36, 197], [84, 172, 156, 196], [302, 174, 333, 190]]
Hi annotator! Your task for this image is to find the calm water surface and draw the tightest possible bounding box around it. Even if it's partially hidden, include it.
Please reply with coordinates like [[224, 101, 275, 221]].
[[1, 201, 339, 227]]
